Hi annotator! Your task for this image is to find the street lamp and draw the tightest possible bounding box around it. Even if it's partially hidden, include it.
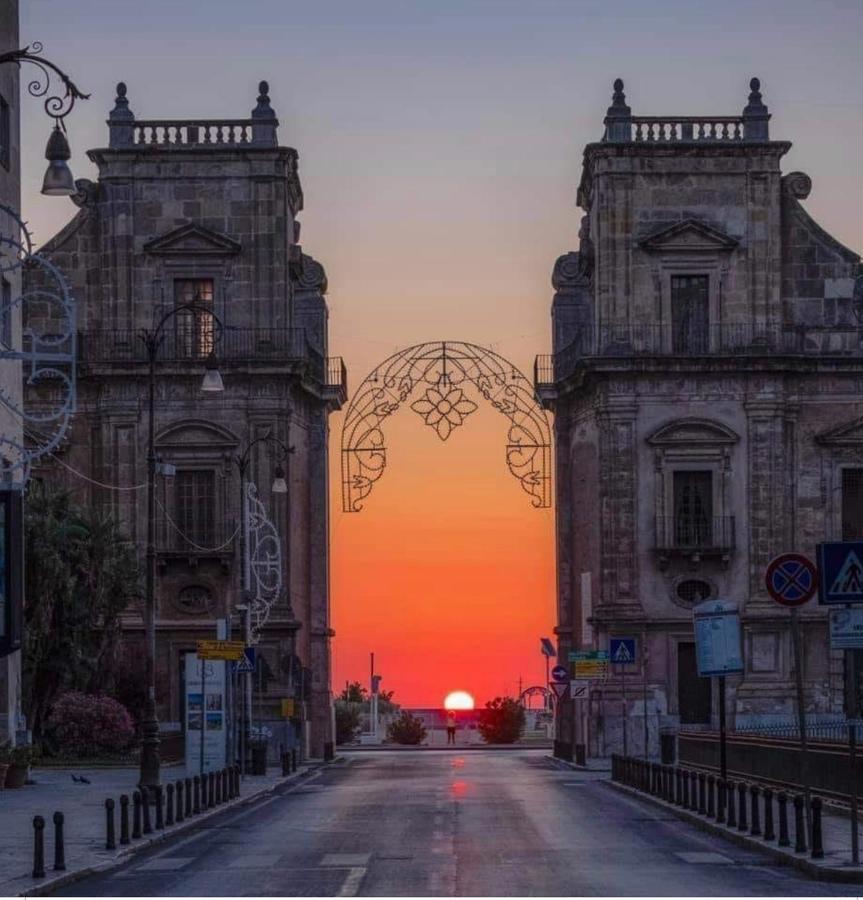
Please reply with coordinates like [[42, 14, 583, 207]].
[[0, 43, 89, 196], [138, 303, 224, 794]]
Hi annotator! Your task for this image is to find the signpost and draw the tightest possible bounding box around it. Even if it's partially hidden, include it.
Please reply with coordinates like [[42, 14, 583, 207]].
[[551, 665, 569, 683], [549, 681, 569, 702], [184, 654, 226, 777], [817, 541, 863, 605], [569, 650, 609, 680], [569, 680, 590, 700], [829, 607, 863, 650], [610, 638, 636, 757], [196, 640, 245, 661]]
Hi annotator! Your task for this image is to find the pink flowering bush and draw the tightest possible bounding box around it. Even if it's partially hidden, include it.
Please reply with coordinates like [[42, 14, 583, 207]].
[[46, 692, 136, 758]]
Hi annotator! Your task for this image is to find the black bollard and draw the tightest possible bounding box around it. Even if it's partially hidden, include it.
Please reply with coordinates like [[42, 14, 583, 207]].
[[53, 811, 66, 872], [778, 791, 790, 847], [120, 794, 130, 845], [166, 783, 175, 827], [105, 798, 117, 850], [224, 767, 232, 799], [193, 775, 201, 815], [141, 786, 152, 834], [707, 775, 715, 818], [235, 764, 241, 794], [282, 751, 289, 777], [155, 785, 164, 830], [292, 748, 298, 772], [208, 771, 215, 808], [727, 782, 737, 828], [184, 777, 192, 818], [698, 772, 706, 814], [811, 797, 824, 859], [750, 785, 761, 836], [763, 788, 775, 842], [32, 815, 45, 878], [794, 794, 807, 854], [132, 790, 142, 840], [737, 782, 748, 831], [717, 779, 726, 824], [176, 780, 185, 823], [682, 769, 690, 809]]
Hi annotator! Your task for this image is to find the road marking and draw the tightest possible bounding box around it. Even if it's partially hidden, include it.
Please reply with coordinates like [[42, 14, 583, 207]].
[[321, 853, 371, 867], [675, 851, 734, 864], [337, 866, 366, 897], [226, 853, 281, 868], [134, 857, 196, 871]]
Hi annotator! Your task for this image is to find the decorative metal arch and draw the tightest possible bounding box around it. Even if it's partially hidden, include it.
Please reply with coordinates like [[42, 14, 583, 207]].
[[243, 481, 283, 644], [341, 341, 551, 512], [518, 685, 552, 709]]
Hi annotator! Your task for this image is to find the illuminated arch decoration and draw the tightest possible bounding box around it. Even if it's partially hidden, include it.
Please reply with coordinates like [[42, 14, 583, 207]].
[[341, 341, 551, 512]]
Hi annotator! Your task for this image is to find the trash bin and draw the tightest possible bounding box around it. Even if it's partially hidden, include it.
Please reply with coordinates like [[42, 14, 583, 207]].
[[250, 741, 268, 776], [660, 728, 676, 764]]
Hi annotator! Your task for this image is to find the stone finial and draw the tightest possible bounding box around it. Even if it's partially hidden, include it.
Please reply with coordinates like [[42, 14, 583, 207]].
[[604, 77, 632, 143], [251, 80, 278, 146], [742, 76, 770, 141], [108, 82, 135, 149]]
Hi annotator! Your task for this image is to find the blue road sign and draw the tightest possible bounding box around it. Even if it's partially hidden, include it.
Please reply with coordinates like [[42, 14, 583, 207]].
[[765, 553, 817, 607], [610, 637, 636, 664], [233, 647, 256, 674], [551, 665, 569, 683], [540, 637, 556, 657], [818, 542, 863, 605]]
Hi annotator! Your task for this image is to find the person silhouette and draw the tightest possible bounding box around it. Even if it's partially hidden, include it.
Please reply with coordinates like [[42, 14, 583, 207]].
[[446, 710, 457, 745]]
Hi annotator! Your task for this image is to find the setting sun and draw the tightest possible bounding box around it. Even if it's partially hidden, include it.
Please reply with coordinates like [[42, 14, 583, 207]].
[[443, 691, 475, 710]]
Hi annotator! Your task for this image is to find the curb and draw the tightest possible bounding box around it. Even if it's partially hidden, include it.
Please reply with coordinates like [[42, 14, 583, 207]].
[[342, 744, 553, 752], [605, 780, 863, 884], [545, 755, 612, 773], [16, 764, 324, 897]]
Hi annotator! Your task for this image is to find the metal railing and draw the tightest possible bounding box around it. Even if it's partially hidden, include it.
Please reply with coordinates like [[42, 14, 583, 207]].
[[156, 515, 236, 556], [655, 515, 736, 552], [326, 356, 347, 392], [733, 719, 863, 744]]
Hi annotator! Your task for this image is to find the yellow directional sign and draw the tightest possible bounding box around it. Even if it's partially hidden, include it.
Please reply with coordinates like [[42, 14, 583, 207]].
[[196, 640, 245, 661], [280, 698, 295, 718], [568, 650, 609, 680]]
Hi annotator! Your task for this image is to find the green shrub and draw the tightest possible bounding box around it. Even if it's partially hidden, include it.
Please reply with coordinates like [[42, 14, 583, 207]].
[[478, 697, 525, 744], [386, 711, 427, 745]]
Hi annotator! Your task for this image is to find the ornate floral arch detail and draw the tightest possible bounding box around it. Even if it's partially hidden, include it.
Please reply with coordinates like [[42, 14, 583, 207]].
[[341, 341, 551, 512]]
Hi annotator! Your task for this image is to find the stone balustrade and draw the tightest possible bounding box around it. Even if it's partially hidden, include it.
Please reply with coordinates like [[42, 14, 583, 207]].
[[126, 119, 255, 148], [630, 116, 745, 143]]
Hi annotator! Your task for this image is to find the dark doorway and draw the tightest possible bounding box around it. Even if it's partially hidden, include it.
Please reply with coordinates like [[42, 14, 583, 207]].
[[678, 642, 711, 724], [671, 274, 709, 354]]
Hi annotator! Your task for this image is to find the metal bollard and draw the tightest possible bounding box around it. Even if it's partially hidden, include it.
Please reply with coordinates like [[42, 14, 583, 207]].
[[215, 770, 221, 805], [224, 767, 232, 799], [120, 794, 130, 845], [794, 794, 807, 854], [750, 785, 761, 836], [683, 769, 691, 809], [737, 782, 748, 831], [105, 798, 116, 850], [166, 783, 175, 826], [811, 797, 824, 859], [141, 786, 152, 834], [777, 791, 790, 847], [53, 811, 66, 871], [208, 771, 215, 808], [292, 748, 298, 772], [763, 788, 775, 842], [184, 777, 192, 818], [717, 779, 726, 824], [176, 780, 185, 823], [727, 781, 737, 828], [235, 764, 241, 795], [707, 774, 715, 818], [282, 751, 290, 777], [698, 772, 706, 814], [155, 785, 164, 830], [193, 775, 201, 815], [132, 790, 142, 839], [32, 815, 45, 879]]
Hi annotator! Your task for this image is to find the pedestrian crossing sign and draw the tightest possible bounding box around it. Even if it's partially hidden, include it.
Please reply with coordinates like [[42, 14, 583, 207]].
[[817, 542, 863, 605], [610, 637, 637, 665]]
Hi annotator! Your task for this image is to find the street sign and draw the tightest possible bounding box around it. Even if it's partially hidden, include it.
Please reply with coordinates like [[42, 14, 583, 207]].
[[829, 607, 863, 650], [540, 637, 556, 657], [568, 650, 609, 680], [549, 681, 569, 701], [280, 698, 296, 717], [610, 637, 637, 664], [693, 600, 744, 677], [569, 680, 591, 699], [818, 542, 863, 605], [551, 664, 569, 683], [233, 646, 256, 673], [765, 553, 818, 607], [197, 639, 245, 661]]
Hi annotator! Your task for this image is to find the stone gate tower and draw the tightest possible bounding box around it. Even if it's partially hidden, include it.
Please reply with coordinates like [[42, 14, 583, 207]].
[[31, 82, 346, 758]]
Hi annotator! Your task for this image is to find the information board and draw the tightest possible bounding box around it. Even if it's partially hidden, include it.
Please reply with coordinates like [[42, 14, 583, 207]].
[[829, 607, 863, 650], [184, 653, 227, 776], [568, 650, 609, 680], [693, 600, 744, 677]]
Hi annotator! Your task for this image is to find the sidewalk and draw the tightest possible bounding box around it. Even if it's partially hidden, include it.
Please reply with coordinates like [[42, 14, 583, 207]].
[[0, 762, 317, 897]]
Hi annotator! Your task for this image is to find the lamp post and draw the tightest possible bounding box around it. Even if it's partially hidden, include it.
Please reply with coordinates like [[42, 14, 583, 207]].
[[138, 303, 224, 793], [233, 432, 294, 775]]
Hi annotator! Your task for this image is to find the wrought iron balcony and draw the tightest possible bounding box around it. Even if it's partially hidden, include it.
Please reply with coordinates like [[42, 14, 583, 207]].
[[156, 515, 236, 562], [654, 515, 735, 568], [535, 322, 863, 389]]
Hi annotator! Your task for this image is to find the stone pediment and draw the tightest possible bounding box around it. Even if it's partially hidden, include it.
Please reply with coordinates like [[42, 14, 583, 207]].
[[155, 419, 239, 450], [143, 223, 242, 257], [639, 219, 739, 253], [647, 417, 739, 447], [815, 417, 863, 446]]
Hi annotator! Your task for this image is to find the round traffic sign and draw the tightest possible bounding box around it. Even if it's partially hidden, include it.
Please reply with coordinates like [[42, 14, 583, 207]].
[[765, 553, 818, 607], [551, 665, 569, 683]]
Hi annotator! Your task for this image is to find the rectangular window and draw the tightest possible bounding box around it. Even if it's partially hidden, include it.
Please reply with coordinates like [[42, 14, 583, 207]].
[[175, 470, 215, 549], [842, 468, 863, 540], [173, 279, 214, 360], [1, 278, 11, 349], [673, 471, 713, 548], [0, 94, 9, 170], [671, 275, 709, 354]]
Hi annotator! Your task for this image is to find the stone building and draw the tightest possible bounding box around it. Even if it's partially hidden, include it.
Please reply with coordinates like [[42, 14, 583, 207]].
[[30, 82, 346, 758], [536, 78, 863, 758]]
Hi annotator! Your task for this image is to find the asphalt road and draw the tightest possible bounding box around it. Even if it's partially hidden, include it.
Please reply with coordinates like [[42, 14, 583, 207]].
[[55, 750, 861, 896]]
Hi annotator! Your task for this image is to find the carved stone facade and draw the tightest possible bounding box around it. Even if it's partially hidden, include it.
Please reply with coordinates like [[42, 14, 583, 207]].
[[28, 83, 346, 758], [537, 79, 862, 757]]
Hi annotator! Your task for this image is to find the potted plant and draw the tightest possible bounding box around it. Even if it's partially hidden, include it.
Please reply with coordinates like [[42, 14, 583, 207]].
[[5, 744, 38, 789], [0, 742, 11, 789]]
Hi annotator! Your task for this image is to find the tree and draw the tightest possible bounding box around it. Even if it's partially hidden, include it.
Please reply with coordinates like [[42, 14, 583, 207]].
[[22, 484, 142, 738], [478, 697, 525, 744], [338, 681, 367, 703], [334, 701, 361, 745], [386, 711, 427, 745]]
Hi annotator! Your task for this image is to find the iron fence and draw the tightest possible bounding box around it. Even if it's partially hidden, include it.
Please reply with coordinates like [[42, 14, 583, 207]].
[[655, 515, 736, 552]]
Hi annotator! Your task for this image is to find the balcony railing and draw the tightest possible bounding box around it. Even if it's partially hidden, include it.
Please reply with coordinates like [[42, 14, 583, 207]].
[[536, 322, 863, 387], [156, 516, 236, 557], [128, 119, 255, 148], [655, 516, 736, 554], [630, 116, 745, 144]]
